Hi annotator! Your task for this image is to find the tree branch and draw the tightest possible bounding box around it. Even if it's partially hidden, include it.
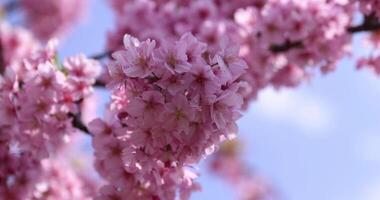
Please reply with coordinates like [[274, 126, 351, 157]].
[[0, 40, 5, 75], [347, 14, 380, 33], [69, 113, 93, 136], [270, 40, 303, 53], [90, 50, 113, 60], [94, 80, 106, 87]]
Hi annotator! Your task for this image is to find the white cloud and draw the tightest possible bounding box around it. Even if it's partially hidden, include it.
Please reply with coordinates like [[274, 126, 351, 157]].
[[363, 72, 380, 95], [353, 133, 380, 200], [250, 88, 333, 136], [355, 133, 380, 163], [360, 179, 380, 200]]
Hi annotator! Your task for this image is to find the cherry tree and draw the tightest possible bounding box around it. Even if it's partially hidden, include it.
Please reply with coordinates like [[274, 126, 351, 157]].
[[0, 0, 380, 199]]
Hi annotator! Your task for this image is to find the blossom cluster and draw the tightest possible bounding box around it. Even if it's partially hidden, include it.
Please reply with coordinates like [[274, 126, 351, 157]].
[[237, 0, 353, 89], [90, 33, 247, 199], [20, 0, 87, 41], [356, 30, 380, 75], [209, 140, 273, 200], [106, 0, 354, 109], [0, 23, 100, 198], [356, 0, 380, 18], [0, 22, 38, 67]]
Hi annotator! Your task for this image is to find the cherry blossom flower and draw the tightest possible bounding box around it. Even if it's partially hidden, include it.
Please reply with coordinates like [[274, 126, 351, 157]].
[[155, 41, 191, 74], [90, 33, 247, 199], [0, 25, 100, 198], [0, 22, 38, 67], [106, 0, 354, 109], [20, 0, 87, 40]]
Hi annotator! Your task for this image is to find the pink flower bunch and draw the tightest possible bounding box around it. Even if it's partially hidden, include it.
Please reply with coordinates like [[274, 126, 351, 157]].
[[209, 140, 273, 200], [0, 39, 100, 198], [106, 0, 354, 109], [20, 0, 87, 41], [0, 154, 95, 199], [108, 0, 134, 16], [357, 55, 380, 75], [105, 0, 257, 109], [31, 159, 95, 200], [0, 42, 100, 158], [90, 33, 247, 199], [236, 0, 353, 93], [356, 0, 380, 18], [106, 0, 249, 52], [356, 31, 380, 75], [0, 22, 38, 66]]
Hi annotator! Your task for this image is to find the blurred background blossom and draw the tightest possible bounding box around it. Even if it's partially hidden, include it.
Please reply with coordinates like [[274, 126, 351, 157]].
[[55, 1, 380, 199]]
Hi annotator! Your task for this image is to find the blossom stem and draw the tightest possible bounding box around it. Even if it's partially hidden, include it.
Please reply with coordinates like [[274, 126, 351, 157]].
[[94, 80, 106, 87], [270, 40, 303, 53], [69, 113, 93, 136], [347, 14, 380, 33], [0, 40, 4, 75], [90, 50, 113, 60]]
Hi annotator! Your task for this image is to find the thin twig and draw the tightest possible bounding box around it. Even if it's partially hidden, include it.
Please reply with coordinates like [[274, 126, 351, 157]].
[[348, 23, 380, 33], [347, 14, 380, 33], [90, 50, 113, 60], [94, 80, 106, 87], [0, 39, 4, 75], [69, 113, 93, 136], [270, 40, 303, 53]]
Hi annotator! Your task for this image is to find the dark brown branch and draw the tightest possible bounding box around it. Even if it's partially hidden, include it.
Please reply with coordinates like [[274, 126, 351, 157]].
[[347, 23, 380, 33], [347, 14, 380, 33], [90, 50, 113, 60], [69, 113, 93, 136], [270, 40, 303, 53], [94, 80, 106, 87], [0, 39, 4, 75]]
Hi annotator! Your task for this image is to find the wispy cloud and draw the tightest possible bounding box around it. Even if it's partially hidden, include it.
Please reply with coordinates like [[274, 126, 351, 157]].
[[251, 88, 334, 136], [355, 133, 380, 164], [359, 179, 380, 200]]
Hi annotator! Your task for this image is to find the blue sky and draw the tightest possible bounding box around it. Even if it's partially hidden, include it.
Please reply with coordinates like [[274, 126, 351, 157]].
[[59, 1, 380, 200]]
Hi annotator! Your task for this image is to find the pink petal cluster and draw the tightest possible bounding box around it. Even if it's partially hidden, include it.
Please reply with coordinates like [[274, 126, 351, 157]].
[[209, 140, 273, 200], [0, 44, 100, 158], [355, 0, 380, 18], [106, 0, 354, 109], [20, 0, 87, 41], [356, 30, 380, 75], [237, 0, 353, 91], [357, 55, 380, 75], [108, 0, 134, 16], [30, 159, 95, 200], [0, 22, 39, 66], [0, 155, 95, 199], [90, 33, 247, 199], [0, 36, 100, 198]]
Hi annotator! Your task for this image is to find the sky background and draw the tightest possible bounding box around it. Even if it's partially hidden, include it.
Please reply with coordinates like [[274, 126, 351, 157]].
[[58, 1, 380, 200]]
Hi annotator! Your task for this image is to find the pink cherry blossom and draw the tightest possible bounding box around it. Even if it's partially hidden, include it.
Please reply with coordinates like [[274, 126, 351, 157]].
[[106, 0, 355, 109], [90, 33, 247, 199], [356, 0, 380, 18], [0, 27, 100, 199], [155, 41, 191, 74], [0, 22, 38, 67], [20, 0, 87, 41]]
